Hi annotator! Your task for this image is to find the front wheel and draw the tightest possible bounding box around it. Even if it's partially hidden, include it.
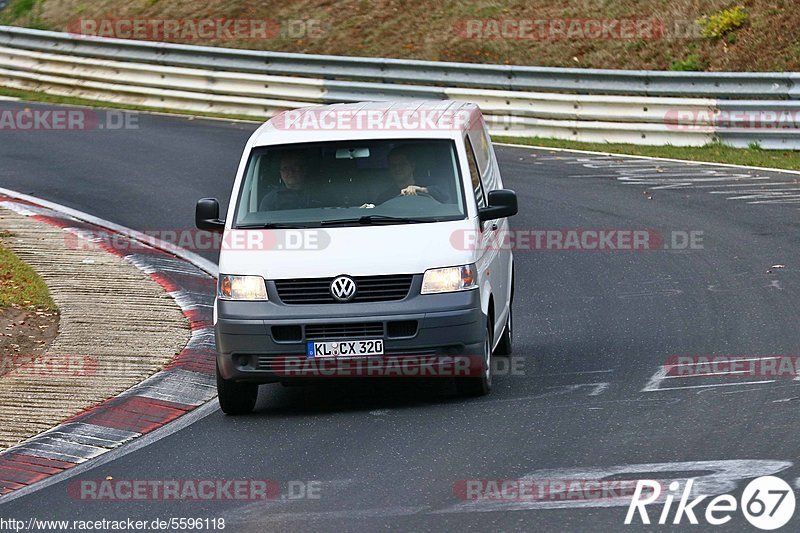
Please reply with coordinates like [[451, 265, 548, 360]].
[[456, 319, 493, 397], [217, 363, 258, 415]]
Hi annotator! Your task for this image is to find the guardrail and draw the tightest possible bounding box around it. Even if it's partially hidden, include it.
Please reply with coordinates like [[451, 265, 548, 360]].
[[0, 25, 798, 149]]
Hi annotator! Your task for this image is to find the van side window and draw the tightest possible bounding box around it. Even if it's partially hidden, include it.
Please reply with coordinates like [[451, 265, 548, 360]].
[[481, 126, 500, 188], [465, 136, 486, 209], [471, 129, 491, 175]]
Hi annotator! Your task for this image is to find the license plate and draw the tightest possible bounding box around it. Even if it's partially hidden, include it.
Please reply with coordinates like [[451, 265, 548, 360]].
[[306, 339, 384, 358]]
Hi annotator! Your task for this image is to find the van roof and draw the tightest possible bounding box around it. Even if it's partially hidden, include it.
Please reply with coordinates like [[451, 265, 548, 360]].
[[250, 100, 483, 147]]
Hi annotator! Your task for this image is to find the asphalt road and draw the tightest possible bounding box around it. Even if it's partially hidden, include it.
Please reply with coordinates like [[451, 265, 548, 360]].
[[2, 100, 800, 531]]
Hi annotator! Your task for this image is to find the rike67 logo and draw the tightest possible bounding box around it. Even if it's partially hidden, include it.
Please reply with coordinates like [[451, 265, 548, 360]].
[[626, 476, 795, 530]]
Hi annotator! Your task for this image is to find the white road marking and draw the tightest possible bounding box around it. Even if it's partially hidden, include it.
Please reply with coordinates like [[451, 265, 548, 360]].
[[618, 175, 759, 187], [436, 459, 792, 513], [720, 387, 775, 395], [617, 289, 683, 299], [750, 198, 800, 204], [225, 460, 796, 518], [539, 382, 610, 398], [534, 369, 614, 377], [710, 187, 800, 194], [519, 146, 799, 207], [227, 505, 431, 524], [662, 370, 755, 378], [669, 356, 781, 367], [647, 381, 775, 392], [695, 181, 794, 188], [495, 142, 800, 177], [490, 382, 610, 402], [641, 358, 785, 392], [641, 366, 668, 392], [727, 193, 800, 201], [588, 383, 609, 396]]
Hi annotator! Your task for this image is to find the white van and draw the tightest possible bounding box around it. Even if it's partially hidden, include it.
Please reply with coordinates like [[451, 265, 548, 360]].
[[196, 101, 518, 414]]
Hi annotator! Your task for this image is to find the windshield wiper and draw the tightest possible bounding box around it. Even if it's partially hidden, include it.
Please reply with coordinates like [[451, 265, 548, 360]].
[[235, 222, 320, 229], [321, 215, 438, 227]]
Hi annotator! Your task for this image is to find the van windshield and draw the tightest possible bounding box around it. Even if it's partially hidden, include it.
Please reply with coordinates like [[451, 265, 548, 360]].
[[233, 139, 466, 228]]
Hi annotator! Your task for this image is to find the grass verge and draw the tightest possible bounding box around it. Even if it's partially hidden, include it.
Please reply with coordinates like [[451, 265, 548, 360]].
[[0, 231, 57, 311], [494, 136, 800, 172]]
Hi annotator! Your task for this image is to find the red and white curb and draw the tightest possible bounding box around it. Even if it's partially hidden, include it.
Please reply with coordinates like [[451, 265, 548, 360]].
[[0, 192, 218, 498]]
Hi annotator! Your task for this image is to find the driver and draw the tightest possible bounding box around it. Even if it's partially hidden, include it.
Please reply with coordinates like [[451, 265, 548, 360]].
[[259, 152, 320, 211], [375, 147, 448, 204]]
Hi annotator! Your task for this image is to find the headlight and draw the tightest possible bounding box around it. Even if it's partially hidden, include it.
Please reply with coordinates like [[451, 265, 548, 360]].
[[421, 265, 478, 294], [218, 275, 268, 300]]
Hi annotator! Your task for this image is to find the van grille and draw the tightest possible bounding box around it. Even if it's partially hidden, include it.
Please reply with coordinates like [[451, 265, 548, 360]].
[[305, 322, 384, 340], [275, 275, 413, 304]]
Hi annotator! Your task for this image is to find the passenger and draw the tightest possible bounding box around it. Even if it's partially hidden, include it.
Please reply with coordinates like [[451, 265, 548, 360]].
[[259, 152, 320, 211]]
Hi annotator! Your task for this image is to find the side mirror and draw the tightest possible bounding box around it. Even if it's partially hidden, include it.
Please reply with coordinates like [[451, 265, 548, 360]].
[[196, 198, 225, 233], [478, 189, 518, 222]]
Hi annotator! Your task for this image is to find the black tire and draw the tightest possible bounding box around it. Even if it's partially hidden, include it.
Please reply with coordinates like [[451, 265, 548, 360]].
[[456, 319, 493, 397], [216, 363, 258, 415], [494, 305, 513, 356]]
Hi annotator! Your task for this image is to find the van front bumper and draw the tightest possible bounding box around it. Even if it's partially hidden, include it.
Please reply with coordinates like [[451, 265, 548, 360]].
[[215, 286, 484, 383]]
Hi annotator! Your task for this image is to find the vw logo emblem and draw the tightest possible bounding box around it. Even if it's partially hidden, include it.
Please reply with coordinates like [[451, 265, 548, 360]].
[[330, 276, 357, 302]]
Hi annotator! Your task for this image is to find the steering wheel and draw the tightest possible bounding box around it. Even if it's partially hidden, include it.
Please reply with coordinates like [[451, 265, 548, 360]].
[[401, 190, 433, 198], [379, 193, 442, 210]]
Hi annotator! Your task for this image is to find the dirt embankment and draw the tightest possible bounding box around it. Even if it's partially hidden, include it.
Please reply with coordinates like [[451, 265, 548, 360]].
[[0, 307, 59, 377], [1, 0, 797, 72]]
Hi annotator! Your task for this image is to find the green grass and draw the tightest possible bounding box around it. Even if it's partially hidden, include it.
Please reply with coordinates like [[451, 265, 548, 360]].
[[4, 0, 36, 20], [3, 86, 799, 172], [0, 0, 46, 29], [0, 234, 57, 311], [669, 53, 704, 72], [494, 136, 800, 172]]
